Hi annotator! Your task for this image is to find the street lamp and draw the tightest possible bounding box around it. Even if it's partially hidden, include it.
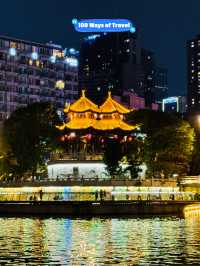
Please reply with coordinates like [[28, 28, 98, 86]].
[[197, 115, 200, 126]]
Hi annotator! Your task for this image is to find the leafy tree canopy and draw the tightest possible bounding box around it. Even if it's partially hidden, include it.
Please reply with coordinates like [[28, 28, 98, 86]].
[[144, 120, 194, 178], [103, 138, 123, 178], [4, 102, 62, 177]]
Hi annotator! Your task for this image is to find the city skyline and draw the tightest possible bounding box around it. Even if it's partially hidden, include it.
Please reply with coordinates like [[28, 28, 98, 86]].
[[0, 0, 199, 96]]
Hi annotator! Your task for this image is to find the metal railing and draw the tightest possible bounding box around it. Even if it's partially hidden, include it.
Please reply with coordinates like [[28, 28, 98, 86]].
[[0, 191, 196, 202], [0, 177, 178, 187]]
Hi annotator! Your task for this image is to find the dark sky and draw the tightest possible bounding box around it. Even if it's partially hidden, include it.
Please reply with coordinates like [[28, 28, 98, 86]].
[[0, 0, 199, 96]]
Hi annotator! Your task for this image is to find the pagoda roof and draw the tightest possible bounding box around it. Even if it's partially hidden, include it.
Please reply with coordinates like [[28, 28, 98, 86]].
[[64, 90, 99, 113], [94, 119, 136, 131], [60, 118, 94, 130], [57, 118, 136, 131], [99, 91, 133, 114]]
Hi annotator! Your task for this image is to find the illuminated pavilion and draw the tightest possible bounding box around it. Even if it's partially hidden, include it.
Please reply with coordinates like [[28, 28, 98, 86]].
[[57, 90, 136, 132], [49, 90, 138, 179]]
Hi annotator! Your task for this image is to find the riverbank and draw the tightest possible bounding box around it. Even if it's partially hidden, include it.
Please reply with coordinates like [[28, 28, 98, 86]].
[[0, 200, 199, 217]]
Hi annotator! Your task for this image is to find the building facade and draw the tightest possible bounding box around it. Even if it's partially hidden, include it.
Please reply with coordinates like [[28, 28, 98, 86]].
[[0, 36, 78, 120], [79, 32, 142, 104], [162, 96, 187, 114], [141, 48, 155, 107], [154, 66, 168, 102], [187, 35, 200, 113], [79, 32, 167, 108]]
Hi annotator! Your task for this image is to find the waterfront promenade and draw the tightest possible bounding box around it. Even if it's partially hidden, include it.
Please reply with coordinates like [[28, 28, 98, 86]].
[[0, 177, 198, 216]]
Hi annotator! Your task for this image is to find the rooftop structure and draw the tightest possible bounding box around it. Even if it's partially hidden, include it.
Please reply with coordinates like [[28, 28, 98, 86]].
[[57, 90, 136, 131], [54, 90, 137, 161]]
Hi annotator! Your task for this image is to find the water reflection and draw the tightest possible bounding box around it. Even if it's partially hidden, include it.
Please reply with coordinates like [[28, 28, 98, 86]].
[[0, 216, 199, 265]]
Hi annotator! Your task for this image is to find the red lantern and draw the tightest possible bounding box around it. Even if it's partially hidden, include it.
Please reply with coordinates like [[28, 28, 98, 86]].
[[128, 136, 133, 142], [70, 132, 76, 139], [87, 134, 92, 141]]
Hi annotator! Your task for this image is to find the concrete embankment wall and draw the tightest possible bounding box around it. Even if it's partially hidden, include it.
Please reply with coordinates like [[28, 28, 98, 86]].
[[0, 201, 198, 216]]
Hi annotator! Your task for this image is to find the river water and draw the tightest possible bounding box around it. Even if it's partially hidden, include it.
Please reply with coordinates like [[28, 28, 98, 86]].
[[0, 216, 199, 265]]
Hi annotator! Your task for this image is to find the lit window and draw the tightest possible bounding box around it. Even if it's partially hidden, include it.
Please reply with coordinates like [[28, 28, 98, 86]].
[[36, 60, 40, 67], [55, 80, 65, 89], [97, 87, 101, 91], [49, 55, 56, 63], [53, 49, 64, 58], [9, 47, 16, 56], [69, 48, 76, 54], [31, 52, 38, 60], [65, 57, 78, 67]]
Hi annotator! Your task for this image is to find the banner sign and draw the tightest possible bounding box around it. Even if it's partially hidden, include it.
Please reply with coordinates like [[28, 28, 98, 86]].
[[72, 19, 136, 33]]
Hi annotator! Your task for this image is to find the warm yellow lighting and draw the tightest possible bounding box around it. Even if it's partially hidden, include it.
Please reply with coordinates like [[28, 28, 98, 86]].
[[70, 132, 76, 138], [36, 60, 40, 67], [64, 90, 99, 113], [10, 42, 17, 48], [57, 90, 136, 131], [53, 49, 64, 58], [99, 91, 133, 114], [197, 115, 200, 125], [55, 80, 65, 89]]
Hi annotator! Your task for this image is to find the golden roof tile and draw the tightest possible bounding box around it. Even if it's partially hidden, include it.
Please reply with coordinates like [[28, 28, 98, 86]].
[[99, 91, 133, 114], [64, 90, 99, 113]]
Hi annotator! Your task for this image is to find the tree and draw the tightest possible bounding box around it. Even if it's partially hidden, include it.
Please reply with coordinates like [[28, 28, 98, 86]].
[[128, 109, 180, 135], [128, 110, 195, 178], [145, 121, 195, 178], [189, 133, 200, 175], [4, 102, 62, 178], [123, 138, 144, 179], [103, 138, 123, 178]]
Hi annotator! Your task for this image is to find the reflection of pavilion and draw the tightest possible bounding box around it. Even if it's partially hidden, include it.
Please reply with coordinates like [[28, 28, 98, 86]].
[[49, 90, 137, 179]]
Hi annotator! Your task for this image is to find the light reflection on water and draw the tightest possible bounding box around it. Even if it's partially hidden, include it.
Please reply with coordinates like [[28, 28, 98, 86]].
[[0, 216, 199, 265]]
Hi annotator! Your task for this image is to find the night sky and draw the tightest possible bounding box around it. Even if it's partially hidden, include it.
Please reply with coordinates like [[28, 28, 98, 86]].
[[0, 0, 199, 96]]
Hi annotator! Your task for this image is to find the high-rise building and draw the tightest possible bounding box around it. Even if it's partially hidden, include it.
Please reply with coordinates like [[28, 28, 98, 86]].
[[154, 67, 168, 102], [141, 50, 168, 107], [187, 35, 200, 113], [79, 32, 143, 104], [79, 32, 167, 107], [0, 36, 79, 120], [141, 49, 155, 107]]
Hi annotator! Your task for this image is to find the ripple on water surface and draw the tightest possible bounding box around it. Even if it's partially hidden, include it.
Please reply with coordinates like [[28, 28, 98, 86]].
[[0, 216, 199, 265]]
